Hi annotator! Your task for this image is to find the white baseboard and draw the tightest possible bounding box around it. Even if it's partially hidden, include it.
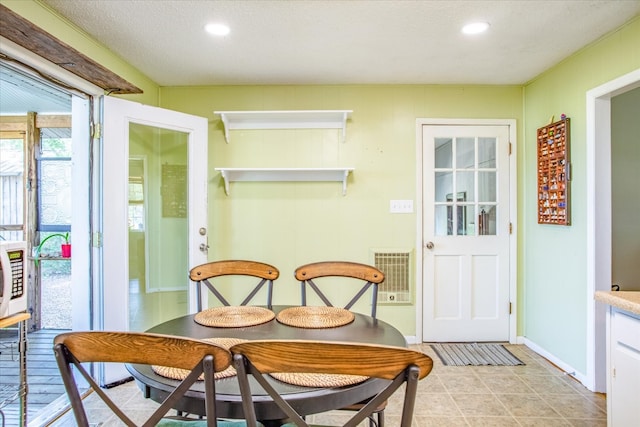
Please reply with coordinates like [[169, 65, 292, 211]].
[[405, 335, 418, 345], [520, 336, 587, 386]]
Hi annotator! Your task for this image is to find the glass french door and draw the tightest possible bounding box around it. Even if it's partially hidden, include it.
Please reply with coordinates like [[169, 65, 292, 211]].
[[100, 96, 208, 384]]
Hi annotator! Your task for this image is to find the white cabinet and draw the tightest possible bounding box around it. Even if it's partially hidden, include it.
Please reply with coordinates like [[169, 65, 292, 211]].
[[607, 307, 640, 426], [213, 110, 354, 195]]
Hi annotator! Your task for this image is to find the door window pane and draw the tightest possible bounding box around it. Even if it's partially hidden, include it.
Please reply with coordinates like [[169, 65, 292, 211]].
[[456, 171, 475, 202], [435, 138, 452, 168], [128, 123, 189, 332], [456, 137, 475, 169], [435, 172, 453, 202], [478, 137, 497, 168], [478, 171, 497, 202], [444, 191, 470, 236], [457, 205, 472, 236], [478, 205, 497, 235], [467, 205, 477, 236], [435, 205, 450, 236]]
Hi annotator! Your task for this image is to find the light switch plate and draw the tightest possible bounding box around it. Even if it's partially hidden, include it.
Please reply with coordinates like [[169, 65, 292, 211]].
[[390, 200, 413, 213]]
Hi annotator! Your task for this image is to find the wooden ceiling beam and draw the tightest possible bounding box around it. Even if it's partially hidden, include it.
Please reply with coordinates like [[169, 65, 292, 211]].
[[0, 3, 142, 94]]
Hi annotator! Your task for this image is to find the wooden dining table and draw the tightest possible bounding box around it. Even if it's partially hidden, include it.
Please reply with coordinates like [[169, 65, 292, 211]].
[[126, 305, 406, 426]]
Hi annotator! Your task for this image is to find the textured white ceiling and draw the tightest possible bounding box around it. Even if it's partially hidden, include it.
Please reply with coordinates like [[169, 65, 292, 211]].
[[30, 0, 640, 86]]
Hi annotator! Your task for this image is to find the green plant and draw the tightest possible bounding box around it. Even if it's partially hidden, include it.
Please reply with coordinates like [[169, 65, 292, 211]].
[[35, 232, 70, 265]]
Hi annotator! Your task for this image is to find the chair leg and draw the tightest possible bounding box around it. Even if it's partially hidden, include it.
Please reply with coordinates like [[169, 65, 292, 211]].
[[367, 410, 384, 427]]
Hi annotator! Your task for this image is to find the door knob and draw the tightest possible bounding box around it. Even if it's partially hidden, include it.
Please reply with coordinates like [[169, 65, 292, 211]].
[[199, 243, 209, 252], [425, 241, 434, 250]]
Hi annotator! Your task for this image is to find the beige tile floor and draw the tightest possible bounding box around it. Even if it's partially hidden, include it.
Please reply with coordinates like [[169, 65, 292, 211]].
[[49, 344, 606, 427]]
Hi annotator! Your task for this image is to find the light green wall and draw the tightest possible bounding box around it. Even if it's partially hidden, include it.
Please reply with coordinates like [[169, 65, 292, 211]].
[[2, 0, 160, 106], [612, 87, 640, 291], [522, 16, 640, 374], [158, 85, 523, 334]]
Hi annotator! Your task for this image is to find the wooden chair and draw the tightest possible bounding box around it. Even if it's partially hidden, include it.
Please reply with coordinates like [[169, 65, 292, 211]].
[[53, 331, 244, 427], [294, 261, 387, 426], [190, 260, 279, 310], [231, 340, 433, 427], [294, 261, 384, 319]]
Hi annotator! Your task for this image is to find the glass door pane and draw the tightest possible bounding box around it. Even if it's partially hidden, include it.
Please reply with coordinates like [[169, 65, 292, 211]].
[[38, 133, 72, 329], [433, 136, 498, 236], [128, 123, 189, 332]]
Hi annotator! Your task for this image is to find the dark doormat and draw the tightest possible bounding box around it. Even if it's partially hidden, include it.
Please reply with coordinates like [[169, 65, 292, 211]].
[[431, 343, 525, 366]]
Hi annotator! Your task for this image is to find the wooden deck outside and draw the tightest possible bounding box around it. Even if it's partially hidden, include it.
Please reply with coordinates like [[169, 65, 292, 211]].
[[0, 328, 69, 427]]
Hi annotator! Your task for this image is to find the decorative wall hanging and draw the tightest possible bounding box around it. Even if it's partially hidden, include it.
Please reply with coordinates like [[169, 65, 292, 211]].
[[537, 116, 570, 225]]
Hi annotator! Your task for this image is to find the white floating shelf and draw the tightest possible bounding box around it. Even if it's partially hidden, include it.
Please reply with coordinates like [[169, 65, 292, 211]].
[[215, 168, 354, 196], [214, 110, 352, 143]]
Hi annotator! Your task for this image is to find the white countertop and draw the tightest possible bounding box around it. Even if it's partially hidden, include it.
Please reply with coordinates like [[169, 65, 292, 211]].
[[595, 291, 640, 316]]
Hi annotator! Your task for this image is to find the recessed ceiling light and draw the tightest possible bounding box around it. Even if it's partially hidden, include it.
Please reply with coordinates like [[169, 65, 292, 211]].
[[462, 22, 490, 35], [205, 23, 230, 36]]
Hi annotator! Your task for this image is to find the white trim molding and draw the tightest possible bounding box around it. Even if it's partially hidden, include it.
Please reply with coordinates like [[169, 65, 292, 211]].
[[586, 68, 640, 392]]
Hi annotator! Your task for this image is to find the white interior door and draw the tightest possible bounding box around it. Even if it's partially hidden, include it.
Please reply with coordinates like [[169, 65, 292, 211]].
[[100, 96, 208, 384], [422, 124, 512, 342]]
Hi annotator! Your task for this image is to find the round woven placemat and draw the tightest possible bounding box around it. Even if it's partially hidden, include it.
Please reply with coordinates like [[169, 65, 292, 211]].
[[152, 337, 247, 381], [194, 306, 275, 328], [270, 372, 368, 387], [276, 306, 355, 329]]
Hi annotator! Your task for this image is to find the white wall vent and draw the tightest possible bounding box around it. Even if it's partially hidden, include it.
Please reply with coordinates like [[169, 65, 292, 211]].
[[373, 251, 412, 303]]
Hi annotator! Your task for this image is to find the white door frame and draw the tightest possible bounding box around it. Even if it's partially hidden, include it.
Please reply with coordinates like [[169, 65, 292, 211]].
[[101, 96, 209, 333], [415, 118, 517, 344], [100, 96, 208, 384], [586, 68, 640, 392]]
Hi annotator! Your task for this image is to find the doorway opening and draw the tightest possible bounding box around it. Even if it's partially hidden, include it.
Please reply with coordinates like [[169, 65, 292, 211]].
[[587, 68, 640, 392], [0, 59, 79, 424], [0, 61, 73, 330]]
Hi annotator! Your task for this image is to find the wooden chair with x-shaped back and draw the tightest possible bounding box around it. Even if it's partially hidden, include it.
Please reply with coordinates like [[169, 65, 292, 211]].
[[294, 261, 384, 319], [190, 260, 279, 310], [232, 340, 433, 427], [293, 261, 387, 426], [53, 331, 250, 426]]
